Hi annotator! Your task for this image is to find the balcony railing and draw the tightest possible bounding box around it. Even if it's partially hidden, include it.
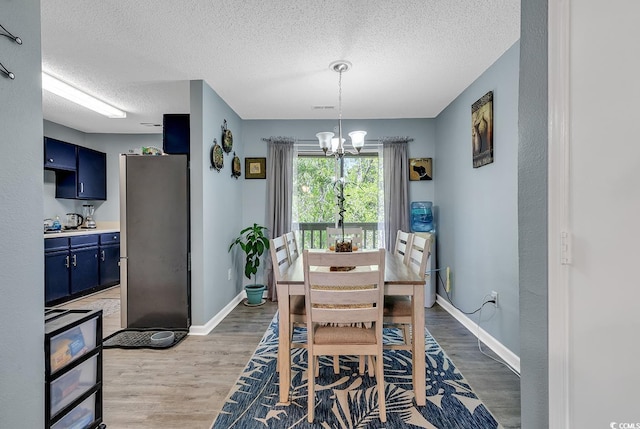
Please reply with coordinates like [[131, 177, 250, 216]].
[[293, 222, 382, 250]]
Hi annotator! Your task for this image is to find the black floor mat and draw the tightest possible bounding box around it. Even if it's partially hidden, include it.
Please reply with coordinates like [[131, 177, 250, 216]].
[[103, 328, 188, 349]]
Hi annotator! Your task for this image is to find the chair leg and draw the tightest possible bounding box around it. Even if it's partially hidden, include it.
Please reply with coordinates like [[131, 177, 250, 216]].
[[368, 356, 375, 377], [376, 353, 386, 422], [308, 355, 316, 423], [333, 355, 339, 374], [358, 356, 365, 374], [402, 324, 410, 346]]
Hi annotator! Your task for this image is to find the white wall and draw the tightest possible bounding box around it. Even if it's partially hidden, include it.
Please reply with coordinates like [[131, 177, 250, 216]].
[[567, 1, 640, 426], [0, 1, 44, 427]]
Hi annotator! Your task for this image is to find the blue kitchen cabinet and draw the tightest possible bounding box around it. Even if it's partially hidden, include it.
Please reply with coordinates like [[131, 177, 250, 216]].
[[45, 234, 103, 305], [77, 147, 107, 200], [44, 137, 76, 171], [70, 246, 99, 295], [69, 235, 99, 295], [45, 237, 71, 304], [45, 250, 70, 303], [99, 233, 120, 287], [54, 144, 107, 201]]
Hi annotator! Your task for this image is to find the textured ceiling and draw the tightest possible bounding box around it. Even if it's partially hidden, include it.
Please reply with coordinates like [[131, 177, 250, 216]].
[[40, 0, 520, 134]]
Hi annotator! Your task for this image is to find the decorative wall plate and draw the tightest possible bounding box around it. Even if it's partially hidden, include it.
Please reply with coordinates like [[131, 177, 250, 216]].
[[210, 139, 223, 172], [231, 152, 241, 179], [221, 119, 233, 153]]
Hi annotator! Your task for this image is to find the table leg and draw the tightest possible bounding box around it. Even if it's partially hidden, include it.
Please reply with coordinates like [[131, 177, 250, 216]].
[[277, 283, 291, 404], [413, 284, 426, 406]]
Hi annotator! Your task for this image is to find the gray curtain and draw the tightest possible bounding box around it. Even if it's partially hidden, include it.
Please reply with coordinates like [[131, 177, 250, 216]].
[[264, 137, 294, 301], [383, 139, 410, 250]]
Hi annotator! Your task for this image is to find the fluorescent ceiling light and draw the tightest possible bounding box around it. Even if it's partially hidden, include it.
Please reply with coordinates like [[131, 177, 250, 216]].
[[42, 72, 126, 118]]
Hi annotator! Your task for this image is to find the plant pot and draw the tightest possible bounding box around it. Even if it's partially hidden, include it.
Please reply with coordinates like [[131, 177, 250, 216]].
[[245, 284, 266, 305]]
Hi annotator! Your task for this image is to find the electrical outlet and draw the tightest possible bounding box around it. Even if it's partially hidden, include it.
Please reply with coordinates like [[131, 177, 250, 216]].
[[228, 268, 232, 281], [490, 291, 498, 308]]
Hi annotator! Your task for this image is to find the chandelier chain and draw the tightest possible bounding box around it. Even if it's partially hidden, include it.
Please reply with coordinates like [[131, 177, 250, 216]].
[[337, 67, 344, 151], [338, 68, 343, 122]]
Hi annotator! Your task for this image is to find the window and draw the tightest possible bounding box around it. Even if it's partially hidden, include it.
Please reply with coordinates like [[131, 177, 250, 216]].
[[293, 151, 383, 249]]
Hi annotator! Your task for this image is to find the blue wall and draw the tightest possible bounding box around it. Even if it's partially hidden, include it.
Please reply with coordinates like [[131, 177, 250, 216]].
[[0, 1, 44, 427], [189, 80, 245, 325], [434, 42, 520, 355], [519, 0, 548, 425], [241, 118, 437, 234]]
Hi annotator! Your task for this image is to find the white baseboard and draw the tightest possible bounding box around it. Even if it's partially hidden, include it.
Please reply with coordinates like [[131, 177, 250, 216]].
[[435, 294, 520, 374], [188, 290, 246, 335]]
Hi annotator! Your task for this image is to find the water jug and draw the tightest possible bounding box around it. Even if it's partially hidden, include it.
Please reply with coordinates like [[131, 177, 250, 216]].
[[411, 201, 434, 232]]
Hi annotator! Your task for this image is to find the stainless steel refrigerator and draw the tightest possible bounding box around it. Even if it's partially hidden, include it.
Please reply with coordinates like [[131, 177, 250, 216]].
[[119, 154, 190, 329]]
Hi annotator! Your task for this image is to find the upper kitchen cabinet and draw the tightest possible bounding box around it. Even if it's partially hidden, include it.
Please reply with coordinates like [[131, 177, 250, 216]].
[[76, 147, 107, 200], [44, 137, 77, 171], [51, 143, 107, 201], [163, 114, 190, 157]]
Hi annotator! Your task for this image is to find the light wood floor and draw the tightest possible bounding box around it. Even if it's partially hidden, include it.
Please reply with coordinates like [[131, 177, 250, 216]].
[[58, 287, 521, 429]]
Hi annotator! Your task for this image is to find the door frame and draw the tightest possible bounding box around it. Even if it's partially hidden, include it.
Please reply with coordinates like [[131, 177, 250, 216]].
[[547, 0, 571, 426]]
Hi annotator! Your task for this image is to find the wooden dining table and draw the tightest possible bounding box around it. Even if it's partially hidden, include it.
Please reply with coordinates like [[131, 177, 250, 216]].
[[275, 249, 427, 406]]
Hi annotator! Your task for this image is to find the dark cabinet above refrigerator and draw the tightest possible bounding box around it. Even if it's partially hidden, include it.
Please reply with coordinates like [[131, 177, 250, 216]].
[[163, 114, 189, 157]]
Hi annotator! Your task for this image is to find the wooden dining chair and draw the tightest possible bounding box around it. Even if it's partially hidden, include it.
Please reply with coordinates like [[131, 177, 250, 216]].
[[326, 226, 364, 249], [384, 233, 432, 350], [394, 230, 413, 262], [303, 249, 387, 423], [284, 231, 299, 263], [269, 236, 306, 370]]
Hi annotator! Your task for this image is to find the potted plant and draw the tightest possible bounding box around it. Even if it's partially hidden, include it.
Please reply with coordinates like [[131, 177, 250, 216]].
[[228, 223, 270, 304]]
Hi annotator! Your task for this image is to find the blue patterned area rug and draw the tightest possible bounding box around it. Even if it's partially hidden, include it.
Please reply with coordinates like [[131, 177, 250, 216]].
[[212, 314, 500, 429]]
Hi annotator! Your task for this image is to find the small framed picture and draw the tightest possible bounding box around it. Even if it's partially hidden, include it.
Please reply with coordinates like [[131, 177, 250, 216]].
[[245, 157, 266, 179], [409, 158, 433, 181], [472, 91, 494, 168]]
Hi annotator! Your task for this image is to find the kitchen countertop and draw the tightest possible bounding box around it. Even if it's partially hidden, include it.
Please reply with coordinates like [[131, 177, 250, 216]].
[[44, 222, 119, 239]]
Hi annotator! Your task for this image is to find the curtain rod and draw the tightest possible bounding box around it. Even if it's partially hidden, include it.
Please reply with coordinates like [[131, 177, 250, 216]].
[[295, 139, 383, 148]]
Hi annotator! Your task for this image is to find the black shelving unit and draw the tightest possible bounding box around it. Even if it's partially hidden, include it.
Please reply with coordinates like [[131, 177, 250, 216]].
[[44, 308, 106, 429]]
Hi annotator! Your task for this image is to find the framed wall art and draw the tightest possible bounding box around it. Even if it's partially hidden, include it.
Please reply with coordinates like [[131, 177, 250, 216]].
[[409, 158, 433, 181], [231, 152, 241, 179], [471, 91, 494, 168], [245, 157, 266, 179]]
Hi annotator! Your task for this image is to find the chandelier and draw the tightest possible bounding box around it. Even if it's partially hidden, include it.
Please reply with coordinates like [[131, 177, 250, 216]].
[[316, 61, 366, 156]]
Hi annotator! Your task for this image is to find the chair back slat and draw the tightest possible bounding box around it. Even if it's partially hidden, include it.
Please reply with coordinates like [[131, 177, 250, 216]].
[[326, 227, 364, 248], [284, 231, 299, 262], [394, 230, 413, 262], [269, 236, 291, 281], [311, 307, 379, 324]]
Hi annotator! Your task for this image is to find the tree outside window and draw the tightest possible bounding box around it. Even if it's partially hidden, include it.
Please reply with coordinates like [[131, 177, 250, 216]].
[[293, 154, 382, 248]]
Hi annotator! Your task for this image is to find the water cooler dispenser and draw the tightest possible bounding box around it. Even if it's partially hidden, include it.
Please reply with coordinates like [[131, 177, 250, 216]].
[[410, 202, 437, 307]]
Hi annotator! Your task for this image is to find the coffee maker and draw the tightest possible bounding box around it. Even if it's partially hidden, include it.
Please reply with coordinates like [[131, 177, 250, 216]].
[[82, 204, 96, 229]]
